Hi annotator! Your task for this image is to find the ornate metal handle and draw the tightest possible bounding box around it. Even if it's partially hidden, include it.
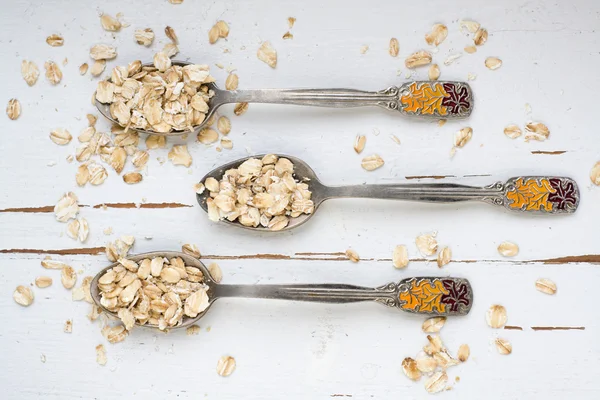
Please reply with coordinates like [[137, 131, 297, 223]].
[[213, 277, 473, 316], [214, 283, 393, 303], [214, 81, 473, 119], [217, 88, 397, 108], [323, 176, 579, 214], [325, 182, 502, 203]]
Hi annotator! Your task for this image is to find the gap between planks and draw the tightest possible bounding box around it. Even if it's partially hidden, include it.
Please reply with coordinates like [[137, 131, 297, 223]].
[[1, 248, 599, 265], [0, 202, 192, 213]]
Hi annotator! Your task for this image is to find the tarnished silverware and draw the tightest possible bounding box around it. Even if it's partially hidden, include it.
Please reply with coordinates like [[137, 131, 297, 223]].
[[95, 61, 474, 136], [90, 251, 473, 330], [198, 154, 580, 231]]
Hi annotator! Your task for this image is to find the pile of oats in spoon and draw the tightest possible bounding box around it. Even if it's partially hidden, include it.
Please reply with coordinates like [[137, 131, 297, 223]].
[[95, 52, 215, 134], [201, 155, 314, 230], [97, 256, 210, 331]]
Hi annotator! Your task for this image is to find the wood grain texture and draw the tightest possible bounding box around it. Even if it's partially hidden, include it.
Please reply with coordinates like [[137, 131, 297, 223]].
[[1, 0, 599, 398]]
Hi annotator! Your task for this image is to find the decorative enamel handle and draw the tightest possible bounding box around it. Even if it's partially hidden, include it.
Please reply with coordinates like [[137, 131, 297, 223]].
[[213, 81, 473, 119], [213, 277, 473, 316]]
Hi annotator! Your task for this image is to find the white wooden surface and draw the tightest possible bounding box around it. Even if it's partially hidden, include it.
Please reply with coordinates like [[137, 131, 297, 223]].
[[1, 0, 599, 398]]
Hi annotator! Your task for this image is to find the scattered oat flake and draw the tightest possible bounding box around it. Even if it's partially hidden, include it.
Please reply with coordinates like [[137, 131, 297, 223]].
[[198, 128, 219, 144], [165, 26, 178, 44], [13, 285, 34, 306], [485, 57, 502, 70], [422, 317, 446, 333], [169, 0, 184, 3], [21, 60, 40, 86], [524, 122, 550, 142], [44, 61, 62, 84], [282, 31, 293, 40], [217, 356, 236, 377], [6, 99, 21, 120], [504, 124, 522, 139], [590, 162, 600, 185], [390, 134, 401, 145], [486, 305, 508, 328], [288, 17, 296, 28], [46, 34, 64, 46], [42, 259, 70, 270], [61, 266, 77, 289], [221, 137, 233, 150], [135, 28, 154, 46], [187, 325, 201, 335], [464, 45, 477, 54], [454, 127, 472, 148], [35, 276, 53, 288], [89, 163, 108, 185], [437, 247, 451, 268], [360, 45, 369, 54], [96, 344, 107, 365], [474, 28, 488, 46], [460, 20, 480, 33], [168, 145, 192, 167], [90, 44, 117, 60], [146, 135, 167, 149], [402, 357, 421, 381], [50, 128, 72, 145], [354, 135, 366, 154], [389, 38, 399, 57], [123, 172, 143, 184], [498, 241, 519, 257], [101, 14, 121, 31], [405, 50, 432, 68], [495, 338, 512, 355], [217, 116, 231, 134], [225, 73, 239, 90], [216, 20, 229, 38], [361, 154, 384, 171], [425, 24, 448, 46], [78, 218, 89, 242], [457, 344, 470, 362], [54, 192, 79, 222], [257, 41, 277, 68], [209, 262, 222, 283], [428, 64, 440, 80], [425, 371, 447, 393], [182, 243, 201, 258], [234, 102, 249, 116], [345, 249, 360, 263], [41, 354, 46, 363], [79, 63, 89, 75], [444, 53, 462, 66], [90, 60, 106, 76], [416, 233, 438, 256], [208, 24, 220, 44], [391, 245, 409, 269], [64, 319, 73, 333], [535, 278, 557, 295]]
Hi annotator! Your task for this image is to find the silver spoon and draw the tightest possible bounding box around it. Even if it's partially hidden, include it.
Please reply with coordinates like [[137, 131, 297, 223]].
[[90, 251, 473, 330], [95, 61, 474, 137], [198, 154, 580, 232]]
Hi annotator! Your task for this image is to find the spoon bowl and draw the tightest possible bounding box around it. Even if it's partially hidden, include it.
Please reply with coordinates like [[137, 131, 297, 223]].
[[91, 251, 474, 332], [198, 154, 579, 232], [95, 60, 474, 136], [90, 251, 217, 330], [198, 154, 325, 232]]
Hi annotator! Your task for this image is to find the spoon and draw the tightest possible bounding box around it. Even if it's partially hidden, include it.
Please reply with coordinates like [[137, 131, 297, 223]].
[[198, 154, 580, 231], [95, 61, 474, 136], [90, 251, 473, 330]]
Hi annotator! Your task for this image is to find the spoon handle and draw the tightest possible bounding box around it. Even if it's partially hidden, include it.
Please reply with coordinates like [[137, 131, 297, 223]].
[[215, 81, 473, 119], [214, 283, 389, 304], [323, 176, 579, 214], [212, 277, 472, 316]]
